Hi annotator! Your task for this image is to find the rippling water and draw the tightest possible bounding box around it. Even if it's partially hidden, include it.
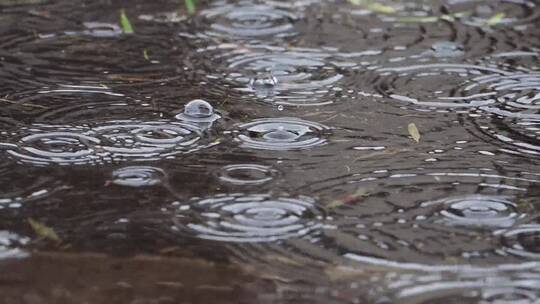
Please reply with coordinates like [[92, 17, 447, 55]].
[[1, 0, 540, 303]]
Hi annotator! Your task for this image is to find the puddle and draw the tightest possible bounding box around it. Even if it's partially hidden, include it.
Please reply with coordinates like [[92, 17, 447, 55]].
[[1, 0, 540, 302]]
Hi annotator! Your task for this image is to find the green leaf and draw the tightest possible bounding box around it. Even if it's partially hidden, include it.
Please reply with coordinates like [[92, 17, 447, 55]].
[[366, 3, 397, 14], [348, 0, 396, 14], [143, 49, 149, 60], [185, 0, 196, 15], [28, 218, 61, 242], [487, 12, 505, 26], [120, 9, 134, 34], [395, 15, 440, 23], [408, 123, 421, 143]]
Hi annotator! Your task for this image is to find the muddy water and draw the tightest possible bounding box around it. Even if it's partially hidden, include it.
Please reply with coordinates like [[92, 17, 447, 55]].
[[0, 0, 540, 303]]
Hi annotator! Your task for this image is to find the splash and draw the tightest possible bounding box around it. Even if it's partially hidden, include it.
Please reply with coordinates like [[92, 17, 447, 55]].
[[234, 117, 331, 150]]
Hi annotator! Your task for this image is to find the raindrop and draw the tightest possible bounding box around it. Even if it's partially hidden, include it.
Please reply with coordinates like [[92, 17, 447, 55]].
[[3, 126, 101, 166], [201, 1, 299, 39], [173, 194, 324, 243], [94, 120, 211, 161], [235, 117, 331, 150], [422, 195, 522, 228], [217, 164, 278, 186], [111, 166, 166, 187]]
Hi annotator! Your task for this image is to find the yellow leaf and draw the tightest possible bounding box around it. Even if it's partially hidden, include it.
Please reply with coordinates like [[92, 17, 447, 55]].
[[487, 12, 505, 26], [408, 123, 421, 143], [28, 218, 61, 242]]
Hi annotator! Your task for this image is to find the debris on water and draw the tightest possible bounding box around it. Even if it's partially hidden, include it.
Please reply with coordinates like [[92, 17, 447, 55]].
[[408, 123, 421, 143], [120, 9, 134, 34], [487, 12, 506, 26], [348, 0, 397, 14], [28, 218, 60, 243], [143, 49, 149, 60], [327, 187, 372, 209]]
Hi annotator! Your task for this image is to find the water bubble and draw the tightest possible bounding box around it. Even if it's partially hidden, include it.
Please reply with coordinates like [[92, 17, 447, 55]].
[[499, 225, 540, 259], [201, 1, 299, 39], [217, 164, 278, 186], [173, 194, 324, 243], [422, 195, 522, 228], [111, 166, 166, 187], [174, 99, 221, 124], [235, 117, 331, 151]]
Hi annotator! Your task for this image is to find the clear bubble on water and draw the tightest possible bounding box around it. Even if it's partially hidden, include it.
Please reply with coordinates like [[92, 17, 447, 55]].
[[175, 99, 221, 124]]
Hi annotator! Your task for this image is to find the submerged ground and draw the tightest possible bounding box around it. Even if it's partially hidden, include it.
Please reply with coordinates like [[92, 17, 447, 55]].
[[0, 0, 540, 303]]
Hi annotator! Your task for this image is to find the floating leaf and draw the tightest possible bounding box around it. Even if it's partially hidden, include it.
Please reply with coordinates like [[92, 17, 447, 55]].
[[143, 49, 149, 60], [366, 3, 397, 14], [28, 218, 61, 242], [397, 11, 469, 23], [185, 0, 196, 15], [408, 123, 421, 143], [120, 9, 134, 34], [487, 12, 506, 26], [348, 0, 396, 14], [395, 15, 440, 23], [327, 187, 372, 209]]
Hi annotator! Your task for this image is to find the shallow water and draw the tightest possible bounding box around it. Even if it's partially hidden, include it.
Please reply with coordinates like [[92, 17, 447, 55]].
[[0, 0, 540, 303]]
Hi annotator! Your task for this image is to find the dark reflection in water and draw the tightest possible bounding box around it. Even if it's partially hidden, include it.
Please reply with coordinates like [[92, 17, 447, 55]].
[[1, 0, 540, 303]]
